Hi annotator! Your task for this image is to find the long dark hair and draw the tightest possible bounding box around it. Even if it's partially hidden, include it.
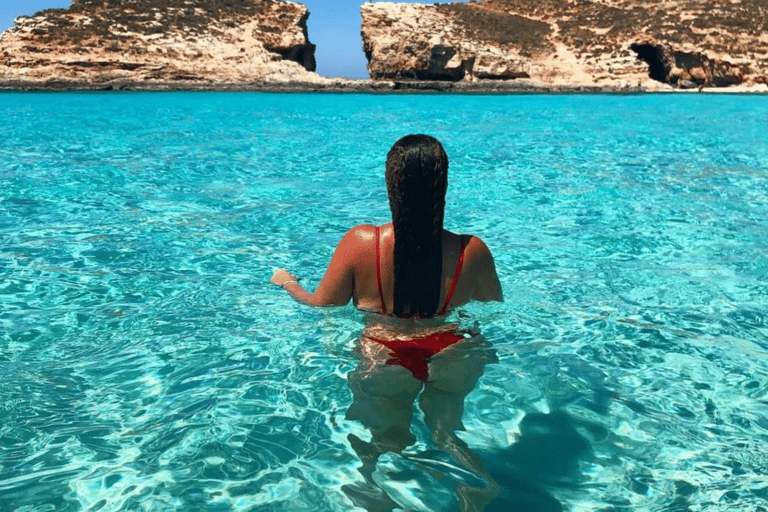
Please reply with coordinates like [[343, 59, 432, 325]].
[[385, 134, 449, 318]]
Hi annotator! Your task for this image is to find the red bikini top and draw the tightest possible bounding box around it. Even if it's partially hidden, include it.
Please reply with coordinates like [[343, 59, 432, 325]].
[[375, 226, 468, 317]]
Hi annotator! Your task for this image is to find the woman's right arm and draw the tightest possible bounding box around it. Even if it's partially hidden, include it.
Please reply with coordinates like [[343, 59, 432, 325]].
[[470, 238, 503, 302], [270, 226, 362, 307]]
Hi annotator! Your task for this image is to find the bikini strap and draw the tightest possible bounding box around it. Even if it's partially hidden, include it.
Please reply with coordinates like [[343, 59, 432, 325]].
[[438, 235, 469, 316], [375, 226, 387, 315]]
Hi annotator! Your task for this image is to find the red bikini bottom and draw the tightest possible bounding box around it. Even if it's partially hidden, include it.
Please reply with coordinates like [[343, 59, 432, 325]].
[[365, 331, 465, 381]]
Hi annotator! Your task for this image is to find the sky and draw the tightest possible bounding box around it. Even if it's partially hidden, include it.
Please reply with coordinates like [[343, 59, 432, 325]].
[[0, 0, 446, 79]]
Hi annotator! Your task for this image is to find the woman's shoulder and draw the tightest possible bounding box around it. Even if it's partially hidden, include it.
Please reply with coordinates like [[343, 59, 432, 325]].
[[444, 230, 492, 257], [453, 233, 502, 302], [335, 224, 391, 257], [345, 224, 392, 242], [465, 234, 493, 257], [448, 232, 497, 277]]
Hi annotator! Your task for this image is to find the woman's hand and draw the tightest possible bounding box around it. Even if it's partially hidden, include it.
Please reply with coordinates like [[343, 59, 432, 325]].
[[268, 226, 356, 306], [270, 268, 298, 287]]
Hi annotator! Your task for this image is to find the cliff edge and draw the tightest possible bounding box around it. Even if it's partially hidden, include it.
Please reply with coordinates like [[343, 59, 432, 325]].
[[361, 0, 768, 90], [0, 0, 325, 86]]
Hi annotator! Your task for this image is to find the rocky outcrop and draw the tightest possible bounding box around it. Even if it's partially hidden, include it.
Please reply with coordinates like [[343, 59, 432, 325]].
[[0, 0, 326, 85], [361, 0, 768, 89]]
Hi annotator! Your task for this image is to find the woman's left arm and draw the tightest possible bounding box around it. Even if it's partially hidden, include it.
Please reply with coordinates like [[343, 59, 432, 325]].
[[270, 228, 360, 307]]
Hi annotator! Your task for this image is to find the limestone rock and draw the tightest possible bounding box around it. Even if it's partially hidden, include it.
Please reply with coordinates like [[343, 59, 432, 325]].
[[0, 0, 329, 85], [361, 0, 768, 89]]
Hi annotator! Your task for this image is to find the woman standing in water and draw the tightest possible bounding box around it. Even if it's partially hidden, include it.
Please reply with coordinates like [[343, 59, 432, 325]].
[[271, 134, 503, 511], [270, 133, 502, 318]]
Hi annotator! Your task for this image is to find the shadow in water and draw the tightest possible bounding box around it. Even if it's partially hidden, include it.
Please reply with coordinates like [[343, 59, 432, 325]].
[[480, 410, 592, 512], [393, 410, 593, 512]]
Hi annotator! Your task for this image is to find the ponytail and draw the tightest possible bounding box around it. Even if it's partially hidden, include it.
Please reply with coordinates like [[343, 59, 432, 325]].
[[385, 135, 448, 318]]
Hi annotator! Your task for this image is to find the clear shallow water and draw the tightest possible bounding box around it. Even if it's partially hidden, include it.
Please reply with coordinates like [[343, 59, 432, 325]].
[[1, 92, 767, 511]]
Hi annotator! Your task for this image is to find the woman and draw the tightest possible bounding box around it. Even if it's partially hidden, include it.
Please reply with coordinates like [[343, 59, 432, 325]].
[[270, 133, 502, 325], [271, 135, 504, 511]]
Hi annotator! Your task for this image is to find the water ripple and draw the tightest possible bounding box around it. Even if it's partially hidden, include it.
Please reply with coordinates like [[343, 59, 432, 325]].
[[1, 93, 767, 511]]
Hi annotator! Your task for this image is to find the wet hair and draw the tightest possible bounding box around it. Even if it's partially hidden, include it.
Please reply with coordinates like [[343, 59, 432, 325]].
[[385, 134, 449, 318]]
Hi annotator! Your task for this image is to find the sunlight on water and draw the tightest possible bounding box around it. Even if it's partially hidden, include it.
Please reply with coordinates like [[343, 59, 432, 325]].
[[1, 92, 767, 511]]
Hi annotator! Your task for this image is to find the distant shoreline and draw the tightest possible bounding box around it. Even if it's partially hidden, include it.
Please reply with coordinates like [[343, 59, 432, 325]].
[[1, 78, 767, 94]]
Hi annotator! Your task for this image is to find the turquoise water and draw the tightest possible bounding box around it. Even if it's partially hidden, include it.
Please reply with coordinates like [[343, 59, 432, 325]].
[[1, 92, 767, 511]]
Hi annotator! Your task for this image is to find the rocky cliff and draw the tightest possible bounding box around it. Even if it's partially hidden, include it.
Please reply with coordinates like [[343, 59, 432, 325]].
[[361, 0, 768, 89], [0, 0, 324, 86]]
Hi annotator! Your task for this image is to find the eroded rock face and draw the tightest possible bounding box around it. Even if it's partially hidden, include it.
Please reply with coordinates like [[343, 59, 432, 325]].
[[0, 0, 324, 84], [361, 0, 768, 88]]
